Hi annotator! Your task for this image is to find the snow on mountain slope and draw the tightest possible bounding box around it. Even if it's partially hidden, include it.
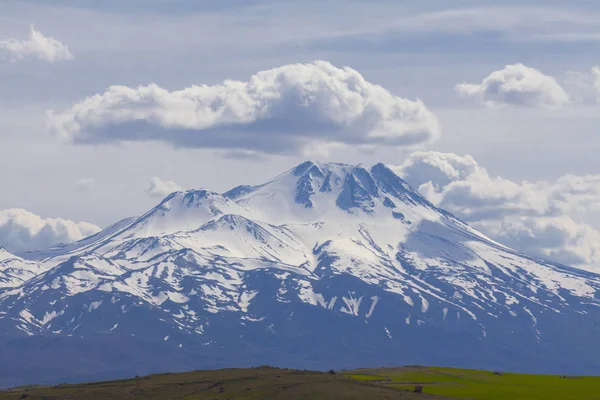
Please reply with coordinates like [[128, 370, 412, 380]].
[[3, 161, 600, 385], [0, 247, 48, 288], [17, 217, 138, 263], [116, 189, 254, 239]]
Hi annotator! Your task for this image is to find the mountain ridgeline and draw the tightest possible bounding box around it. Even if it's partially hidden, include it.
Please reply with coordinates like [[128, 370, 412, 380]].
[[1, 161, 600, 387]]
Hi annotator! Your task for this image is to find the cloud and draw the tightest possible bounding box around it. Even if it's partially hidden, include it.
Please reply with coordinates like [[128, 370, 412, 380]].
[[394, 151, 600, 270], [476, 216, 600, 267], [397, 151, 485, 198], [147, 177, 183, 198], [75, 178, 95, 192], [563, 66, 600, 104], [395, 151, 546, 221], [592, 67, 600, 92], [47, 61, 440, 157], [0, 209, 100, 253], [0, 25, 74, 62], [456, 64, 570, 109], [515, 64, 600, 105]]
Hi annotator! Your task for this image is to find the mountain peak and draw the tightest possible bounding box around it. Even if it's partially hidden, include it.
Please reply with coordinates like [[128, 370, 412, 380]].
[[291, 160, 368, 177], [222, 160, 440, 220], [286, 160, 434, 214], [108, 187, 254, 239], [292, 160, 320, 176]]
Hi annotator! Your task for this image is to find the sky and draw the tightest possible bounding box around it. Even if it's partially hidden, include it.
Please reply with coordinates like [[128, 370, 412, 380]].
[[2, 0, 600, 270]]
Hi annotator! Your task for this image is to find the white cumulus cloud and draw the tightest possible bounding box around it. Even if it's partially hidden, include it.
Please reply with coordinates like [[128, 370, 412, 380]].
[[147, 177, 183, 198], [0, 209, 100, 253], [47, 61, 440, 157], [456, 64, 570, 109], [0, 25, 74, 62], [394, 151, 600, 270], [477, 216, 600, 268]]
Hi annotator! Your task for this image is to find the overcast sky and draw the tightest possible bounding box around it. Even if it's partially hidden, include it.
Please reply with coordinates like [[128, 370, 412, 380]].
[[3, 0, 600, 269]]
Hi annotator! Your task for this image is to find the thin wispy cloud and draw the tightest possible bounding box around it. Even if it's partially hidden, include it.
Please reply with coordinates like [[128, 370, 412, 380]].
[[0, 25, 74, 62], [75, 178, 94, 192]]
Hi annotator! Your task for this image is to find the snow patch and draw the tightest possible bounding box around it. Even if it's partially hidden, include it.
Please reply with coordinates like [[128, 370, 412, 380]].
[[88, 300, 103, 312], [340, 293, 363, 316], [420, 296, 429, 313], [365, 296, 379, 319]]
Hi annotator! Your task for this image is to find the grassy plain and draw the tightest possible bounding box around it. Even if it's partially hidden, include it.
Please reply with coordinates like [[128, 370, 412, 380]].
[[348, 366, 600, 400], [3, 365, 600, 399]]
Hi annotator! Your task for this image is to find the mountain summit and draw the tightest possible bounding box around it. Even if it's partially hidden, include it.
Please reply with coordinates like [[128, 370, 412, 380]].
[[1, 161, 600, 387]]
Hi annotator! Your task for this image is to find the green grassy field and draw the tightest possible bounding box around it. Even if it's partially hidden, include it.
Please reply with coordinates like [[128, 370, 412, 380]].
[[3, 366, 600, 399], [348, 366, 600, 400]]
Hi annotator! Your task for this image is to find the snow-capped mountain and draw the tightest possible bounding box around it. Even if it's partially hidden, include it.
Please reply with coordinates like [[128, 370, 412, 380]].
[[2, 161, 600, 387]]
